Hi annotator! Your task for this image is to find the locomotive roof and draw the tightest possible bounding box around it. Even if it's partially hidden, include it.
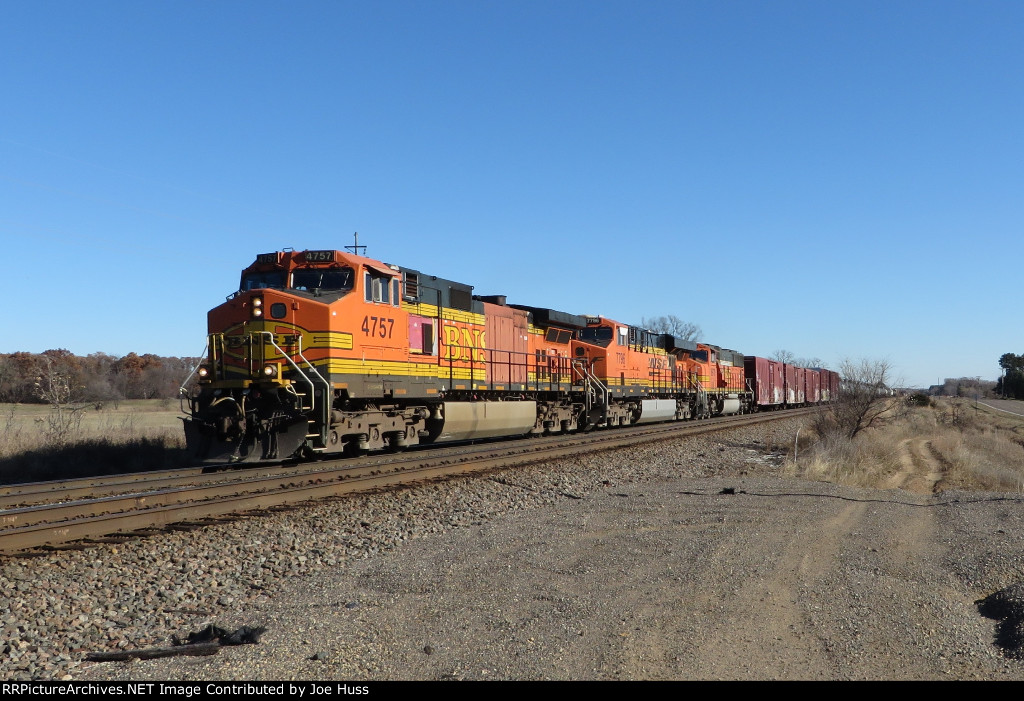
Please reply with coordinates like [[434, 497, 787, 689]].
[[508, 304, 588, 330]]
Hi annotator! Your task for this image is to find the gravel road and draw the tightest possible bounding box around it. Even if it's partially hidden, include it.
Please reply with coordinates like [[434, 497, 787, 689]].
[[7, 417, 1024, 680]]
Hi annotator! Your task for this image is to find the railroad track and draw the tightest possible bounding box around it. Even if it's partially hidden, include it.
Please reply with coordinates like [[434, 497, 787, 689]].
[[0, 408, 815, 554]]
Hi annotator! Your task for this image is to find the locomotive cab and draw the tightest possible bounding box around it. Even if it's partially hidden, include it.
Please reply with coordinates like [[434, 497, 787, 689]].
[[185, 249, 541, 464], [677, 343, 749, 415], [571, 317, 689, 426], [186, 249, 417, 463]]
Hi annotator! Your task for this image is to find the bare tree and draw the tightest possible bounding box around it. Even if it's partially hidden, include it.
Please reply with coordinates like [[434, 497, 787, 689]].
[[828, 358, 898, 440], [772, 349, 796, 364], [639, 315, 701, 342], [34, 356, 86, 448], [772, 350, 825, 368]]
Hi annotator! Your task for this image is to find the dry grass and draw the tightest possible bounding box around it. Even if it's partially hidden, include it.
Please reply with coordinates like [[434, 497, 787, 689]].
[[936, 403, 1024, 492], [785, 398, 1024, 493], [0, 400, 189, 484]]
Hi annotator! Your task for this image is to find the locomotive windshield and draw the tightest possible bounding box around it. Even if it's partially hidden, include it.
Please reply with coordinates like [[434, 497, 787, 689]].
[[240, 267, 356, 294], [293, 267, 354, 292], [579, 326, 614, 346], [241, 271, 287, 291]]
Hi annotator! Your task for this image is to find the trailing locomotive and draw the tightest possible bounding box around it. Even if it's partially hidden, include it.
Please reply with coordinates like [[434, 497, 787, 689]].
[[182, 248, 829, 464]]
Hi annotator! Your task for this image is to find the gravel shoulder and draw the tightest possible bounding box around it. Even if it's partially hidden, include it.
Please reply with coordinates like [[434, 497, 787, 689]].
[[8, 418, 1024, 680]]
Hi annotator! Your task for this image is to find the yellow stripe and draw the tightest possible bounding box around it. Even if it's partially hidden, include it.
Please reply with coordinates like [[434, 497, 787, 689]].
[[401, 301, 486, 325], [401, 301, 439, 316], [602, 377, 657, 386], [526, 373, 575, 384], [237, 323, 353, 352], [325, 359, 486, 381], [441, 309, 485, 324], [310, 332, 353, 350]]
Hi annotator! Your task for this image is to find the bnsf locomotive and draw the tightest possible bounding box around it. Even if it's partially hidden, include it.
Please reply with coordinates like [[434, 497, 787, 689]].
[[182, 248, 837, 464]]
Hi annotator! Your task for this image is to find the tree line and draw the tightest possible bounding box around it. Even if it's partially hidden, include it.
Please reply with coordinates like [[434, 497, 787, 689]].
[[0, 350, 199, 405], [929, 376, 996, 398], [997, 353, 1024, 399]]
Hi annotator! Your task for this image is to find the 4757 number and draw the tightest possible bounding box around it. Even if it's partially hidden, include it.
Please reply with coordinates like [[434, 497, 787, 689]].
[[362, 316, 395, 339]]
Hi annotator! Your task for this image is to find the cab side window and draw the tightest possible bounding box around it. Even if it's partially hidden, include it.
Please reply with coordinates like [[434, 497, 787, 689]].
[[364, 271, 398, 306]]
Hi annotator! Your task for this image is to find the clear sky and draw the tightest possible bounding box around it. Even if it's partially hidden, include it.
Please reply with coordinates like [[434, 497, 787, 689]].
[[1, 0, 1020, 389]]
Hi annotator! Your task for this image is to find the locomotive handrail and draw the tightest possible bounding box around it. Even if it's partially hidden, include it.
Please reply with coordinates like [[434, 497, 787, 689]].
[[440, 345, 579, 395], [256, 332, 332, 438], [574, 358, 608, 425], [178, 340, 211, 397], [690, 374, 709, 418], [178, 341, 212, 417], [260, 331, 331, 447], [648, 367, 683, 394]]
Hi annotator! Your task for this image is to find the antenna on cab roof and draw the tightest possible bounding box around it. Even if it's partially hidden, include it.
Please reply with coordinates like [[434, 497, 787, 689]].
[[345, 232, 367, 257]]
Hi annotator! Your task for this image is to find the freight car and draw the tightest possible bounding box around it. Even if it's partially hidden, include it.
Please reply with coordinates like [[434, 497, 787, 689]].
[[182, 248, 827, 464], [744, 357, 841, 410]]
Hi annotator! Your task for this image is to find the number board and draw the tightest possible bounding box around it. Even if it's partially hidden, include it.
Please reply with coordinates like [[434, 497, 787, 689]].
[[256, 252, 281, 265], [303, 250, 336, 263]]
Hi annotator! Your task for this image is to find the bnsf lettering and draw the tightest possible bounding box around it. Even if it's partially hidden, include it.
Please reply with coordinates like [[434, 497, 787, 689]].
[[442, 326, 486, 361], [649, 357, 668, 370]]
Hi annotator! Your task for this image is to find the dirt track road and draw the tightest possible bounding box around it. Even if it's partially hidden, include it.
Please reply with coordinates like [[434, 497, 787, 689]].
[[78, 424, 1024, 681], [339, 474, 1024, 680]]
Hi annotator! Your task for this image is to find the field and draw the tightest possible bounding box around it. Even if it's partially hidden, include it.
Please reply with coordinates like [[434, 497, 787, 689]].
[[0, 399, 188, 484], [786, 397, 1024, 494], [4, 395, 1024, 493]]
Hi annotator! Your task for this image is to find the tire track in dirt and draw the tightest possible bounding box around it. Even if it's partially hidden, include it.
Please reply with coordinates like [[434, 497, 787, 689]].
[[888, 438, 945, 494], [649, 435, 957, 680], [653, 494, 868, 679]]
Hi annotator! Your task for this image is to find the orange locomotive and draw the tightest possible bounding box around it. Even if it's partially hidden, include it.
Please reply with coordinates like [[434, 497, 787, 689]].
[[183, 249, 755, 464]]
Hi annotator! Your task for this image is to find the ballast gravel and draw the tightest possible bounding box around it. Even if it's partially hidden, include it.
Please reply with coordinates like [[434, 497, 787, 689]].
[[4, 418, 1024, 680]]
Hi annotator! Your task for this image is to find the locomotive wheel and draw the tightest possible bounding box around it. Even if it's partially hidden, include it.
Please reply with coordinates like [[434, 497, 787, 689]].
[[344, 441, 367, 458]]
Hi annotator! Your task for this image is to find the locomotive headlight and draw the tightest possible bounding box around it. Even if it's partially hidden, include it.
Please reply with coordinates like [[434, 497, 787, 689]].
[[251, 296, 264, 318], [262, 364, 277, 377], [197, 365, 210, 378]]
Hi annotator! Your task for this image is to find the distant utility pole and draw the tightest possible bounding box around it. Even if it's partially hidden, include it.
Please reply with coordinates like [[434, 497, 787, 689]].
[[345, 232, 367, 257]]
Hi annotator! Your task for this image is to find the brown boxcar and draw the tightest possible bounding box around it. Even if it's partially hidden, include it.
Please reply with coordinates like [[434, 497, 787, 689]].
[[785, 365, 805, 404], [744, 356, 785, 409], [804, 368, 821, 404], [783, 364, 796, 404], [825, 369, 841, 401]]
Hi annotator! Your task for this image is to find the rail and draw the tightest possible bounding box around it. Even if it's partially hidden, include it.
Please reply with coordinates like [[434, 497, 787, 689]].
[[0, 407, 819, 554]]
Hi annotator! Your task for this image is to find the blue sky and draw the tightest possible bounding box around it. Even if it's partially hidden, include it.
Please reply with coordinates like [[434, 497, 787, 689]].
[[1, 0, 1020, 389]]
